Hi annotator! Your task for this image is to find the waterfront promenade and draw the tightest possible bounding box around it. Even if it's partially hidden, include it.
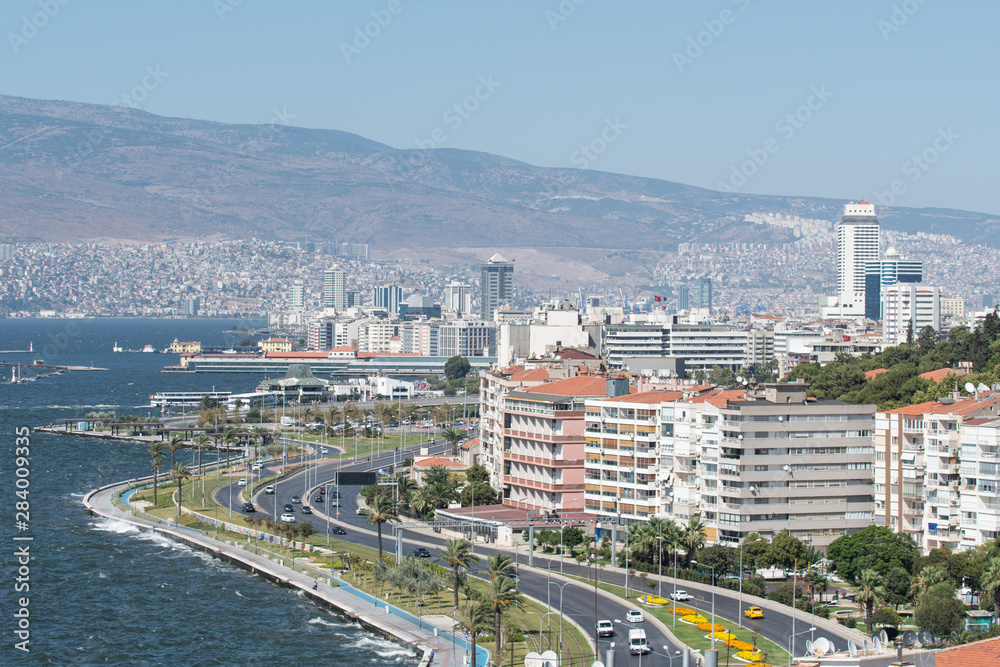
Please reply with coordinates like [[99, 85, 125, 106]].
[[83, 480, 472, 667]]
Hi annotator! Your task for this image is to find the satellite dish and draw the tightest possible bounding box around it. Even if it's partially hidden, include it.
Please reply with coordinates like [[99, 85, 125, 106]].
[[736, 376, 744, 384], [979, 383, 990, 392], [903, 630, 917, 646], [778, 415, 784, 421], [813, 637, 831, 655], [880, 629, 889, 646], [966, 382, 977, 393], [541, 650, 558, 660], [863, 639, 874, 654], [782, 464, 791, 472], [805, 639, 813, 655], [848, 640, 859, 657], [918, 629, 933, 646], [873, 637, 882, 653]]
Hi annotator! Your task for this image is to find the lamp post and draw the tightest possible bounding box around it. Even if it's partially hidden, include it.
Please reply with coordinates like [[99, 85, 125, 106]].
[[548, 580, 571, 661], [663, 647, 682, 667], [788, 626, 816, 666], [657, 523, 663, 598], [672, 547, 678, 627], [691, 560, 717, 648]]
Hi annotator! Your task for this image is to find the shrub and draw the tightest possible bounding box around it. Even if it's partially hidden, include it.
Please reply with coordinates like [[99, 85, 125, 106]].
[[837, 616, 858, 629]]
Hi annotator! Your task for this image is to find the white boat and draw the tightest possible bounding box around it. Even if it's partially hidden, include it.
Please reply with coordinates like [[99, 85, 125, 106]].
[[141, 344, 157, 353]]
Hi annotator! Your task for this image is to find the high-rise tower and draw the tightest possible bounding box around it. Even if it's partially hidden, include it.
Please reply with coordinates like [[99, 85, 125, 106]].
[[323, 265, 346, 310], [836, 201, 880, 317], [480, 253, 513, 320]]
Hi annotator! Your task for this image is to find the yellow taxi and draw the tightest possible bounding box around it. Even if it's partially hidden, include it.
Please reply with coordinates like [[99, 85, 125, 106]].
[[744, 606, 764, 619]]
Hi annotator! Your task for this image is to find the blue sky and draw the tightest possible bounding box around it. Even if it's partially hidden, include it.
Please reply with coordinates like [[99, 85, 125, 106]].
[[2, 0, 997, 215]]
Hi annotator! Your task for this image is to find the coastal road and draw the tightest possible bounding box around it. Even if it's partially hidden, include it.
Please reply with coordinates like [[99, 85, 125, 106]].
[[217, 447, 861, 664]]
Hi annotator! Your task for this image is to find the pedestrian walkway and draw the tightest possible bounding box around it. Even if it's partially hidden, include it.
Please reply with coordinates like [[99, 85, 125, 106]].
[[84, 480, 485, 667]]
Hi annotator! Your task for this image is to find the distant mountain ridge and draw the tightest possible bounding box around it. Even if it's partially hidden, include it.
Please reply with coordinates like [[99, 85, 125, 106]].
[[0, 93, 997, 249]]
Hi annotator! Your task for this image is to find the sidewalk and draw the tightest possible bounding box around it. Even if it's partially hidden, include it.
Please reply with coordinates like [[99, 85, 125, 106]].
[[84, 480, 484, 667]]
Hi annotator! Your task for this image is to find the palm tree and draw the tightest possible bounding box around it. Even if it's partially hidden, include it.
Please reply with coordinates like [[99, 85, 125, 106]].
[[982, 556, 1000, 622], [410, 488, 431, 518], [192, 435, 211, 505], [486, 553, 516, 581], [167, 434, 184, 470], [327, 404, 343, 435], [488, 574, 521, 659], [911, 565, 949, 602], [442, 427, 465, 456], [222, 428, 237, 471], [683, 517, 707, 567], [426, 479, 457, 508], [438, 538, 480, 609], [856, 568, 887, 634], [171, 463, 192, 521], [148, 442, 165, 506], [396, 476, 417, 511], [364, 494, 397, 560], [456, 600, 492, 667]]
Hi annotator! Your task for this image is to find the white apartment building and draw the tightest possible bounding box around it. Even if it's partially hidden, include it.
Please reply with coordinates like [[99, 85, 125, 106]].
[[836, 201, 880, 317], [668, 325, 749, 372], [874, 394, 1000, 552], [444, 281, 473, 315], [960, 417, 1000, 550], [882, 283, 941, 345]]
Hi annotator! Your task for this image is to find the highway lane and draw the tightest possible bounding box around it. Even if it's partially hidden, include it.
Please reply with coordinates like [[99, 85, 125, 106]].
[[217, 447, 854, 663]]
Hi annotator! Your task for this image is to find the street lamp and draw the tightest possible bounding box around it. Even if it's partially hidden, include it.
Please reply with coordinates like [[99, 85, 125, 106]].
[[663, 647, 682, 667], [788, 626, 816, 666], [548, 580, 571, 660], [691, 560, 717, 648]]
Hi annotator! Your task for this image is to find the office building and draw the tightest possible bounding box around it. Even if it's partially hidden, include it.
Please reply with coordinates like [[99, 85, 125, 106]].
[[676, 285, 689, 311], [288, 280, 305, 312], [439, 320, 496, 357], [690, 278, 713, 313], [373, 284, 403, 315], [444, 281, 473, 315], [323, 265, 346, 310], [863, 248, 923, 320], [882, 283, 941, 345], [481, 253, 514, 320], [837, 201, 880, 317], [183, 297, 200, 317]]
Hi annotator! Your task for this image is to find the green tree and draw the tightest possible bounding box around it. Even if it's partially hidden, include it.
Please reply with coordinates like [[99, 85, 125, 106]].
[[487, 572, 521, 659], [911, 565, 949, 601], [737, 533, 770, 573], [917, 325, 938, 355], [914, 582, 964, 638], [438, 539, 479, 609], [982, 556, 1000, 622], [827, 525, 918, 583], [709, 365, 736, 386], [442, 427, 465, 456], [363, 494, 398, 560], [683, 517, 707, 568], [856, 568, 887, 635], [167, 434, 184, 470], [562, 526, 585, 554], [695, 545, 734, 578], [170, 463, 192, 521], [456, 600, 492, 667], [885, 566, 913, 609], [444, 355, 471, 380], [871, 606, 902, 630], [767, 530, 805, 571]]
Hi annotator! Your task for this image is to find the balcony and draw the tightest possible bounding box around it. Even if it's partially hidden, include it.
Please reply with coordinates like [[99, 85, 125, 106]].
[[505, 476, 585, 493], [504, 428, 579, 444], [504, 452, 584, 468]]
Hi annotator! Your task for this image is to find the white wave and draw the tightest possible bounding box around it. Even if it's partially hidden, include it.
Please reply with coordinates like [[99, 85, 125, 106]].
[[307, 617, 345, 628], [69, 492, 86, 498], [44, 404, 121, 409], [90, 518, 140, 535], [345, 633, 415, 656], [98, 572, 107, 579], [235, 591, 243, 597]]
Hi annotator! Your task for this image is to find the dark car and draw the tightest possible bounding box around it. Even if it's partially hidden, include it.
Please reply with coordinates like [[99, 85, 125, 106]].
[[332, 526, 347, 535], [300, 505, 313, 514], [314, 495, 325, 504], [283, 503, 294, 513], [412, 547, 432, 559], [241, 502, 255, 513]]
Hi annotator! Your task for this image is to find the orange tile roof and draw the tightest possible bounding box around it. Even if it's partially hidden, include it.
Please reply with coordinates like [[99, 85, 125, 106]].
[[461, 437, 480, 450], [413, 456, 467, 468], [865, 368, 889, 380], [526, 375, 608, 397], [331, 345, 357, 352], [687, 388, 747, 408], [356, 352, 420, 358], [884, 394, 1000, 416], [605, 390, 683, 404], [263, 351, 330, 358], [508, 368, 553, 383], [935, 635, 1000, 667], [919, 367, 967, 383]]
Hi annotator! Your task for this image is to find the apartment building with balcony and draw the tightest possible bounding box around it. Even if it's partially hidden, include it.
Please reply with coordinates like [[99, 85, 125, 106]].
[[501, 375, 617, 512], [584, 391, 683, 521], [959, 417, 1000, 550], [875, 394, 1000, 553]]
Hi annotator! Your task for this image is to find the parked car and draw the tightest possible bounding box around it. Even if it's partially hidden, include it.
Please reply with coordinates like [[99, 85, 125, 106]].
[[279, 513, 296, 523], [669, 590, 693, 601], [596, 620, 614, 638], [241, 502, 255, 513], [264, 485, 275, 494], [412, 547, 432, 558], [300, 505, 313, 514], [332, 526, 347, 535], [625, 610, 644, 623], [744, 606, 764, 619]]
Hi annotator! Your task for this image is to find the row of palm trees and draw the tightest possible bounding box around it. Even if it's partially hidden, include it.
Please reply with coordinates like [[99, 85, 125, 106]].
[[625, 516, 707, 569]]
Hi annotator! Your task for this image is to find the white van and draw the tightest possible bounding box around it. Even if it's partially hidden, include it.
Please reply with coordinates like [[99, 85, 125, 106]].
[[628, 628, 649, 655]]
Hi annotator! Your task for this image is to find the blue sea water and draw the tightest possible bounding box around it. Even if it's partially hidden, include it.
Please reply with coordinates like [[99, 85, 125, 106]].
[[0, 319, 419, 665]]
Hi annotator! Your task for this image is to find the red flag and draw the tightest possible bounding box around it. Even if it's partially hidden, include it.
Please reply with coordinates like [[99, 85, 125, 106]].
[[654, 296, 662, 302], [843, 335, 851, 342]]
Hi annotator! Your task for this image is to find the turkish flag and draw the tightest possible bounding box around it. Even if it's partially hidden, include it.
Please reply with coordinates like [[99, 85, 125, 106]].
[[654, 296, 662, 302], [843, 335, 851, 342]]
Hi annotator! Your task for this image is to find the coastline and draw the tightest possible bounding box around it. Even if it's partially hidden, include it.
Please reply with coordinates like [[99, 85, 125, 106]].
[[83, 479, 467, 667]]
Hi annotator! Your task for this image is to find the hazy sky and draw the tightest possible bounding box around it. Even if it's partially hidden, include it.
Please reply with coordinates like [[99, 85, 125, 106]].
[[2, 1, 997, 215]]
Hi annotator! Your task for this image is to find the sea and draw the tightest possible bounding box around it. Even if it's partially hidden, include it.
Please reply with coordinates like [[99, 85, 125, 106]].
[[0, 318, 419, 666]]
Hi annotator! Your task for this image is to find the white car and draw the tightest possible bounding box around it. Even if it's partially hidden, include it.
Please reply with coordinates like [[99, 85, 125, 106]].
[[355, 506, 366, 515], [669, 590, 693, 601], [625, 610, 644, 623], [279, 513, 296, 523], [264, 485, 275, 494], [251, 462, 262, 471], [596, 620, 614, 638], [237, 478, 248, 487]]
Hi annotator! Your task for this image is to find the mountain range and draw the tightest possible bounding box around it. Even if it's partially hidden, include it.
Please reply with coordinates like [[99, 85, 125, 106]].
[[1, 94, 998, 255]]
